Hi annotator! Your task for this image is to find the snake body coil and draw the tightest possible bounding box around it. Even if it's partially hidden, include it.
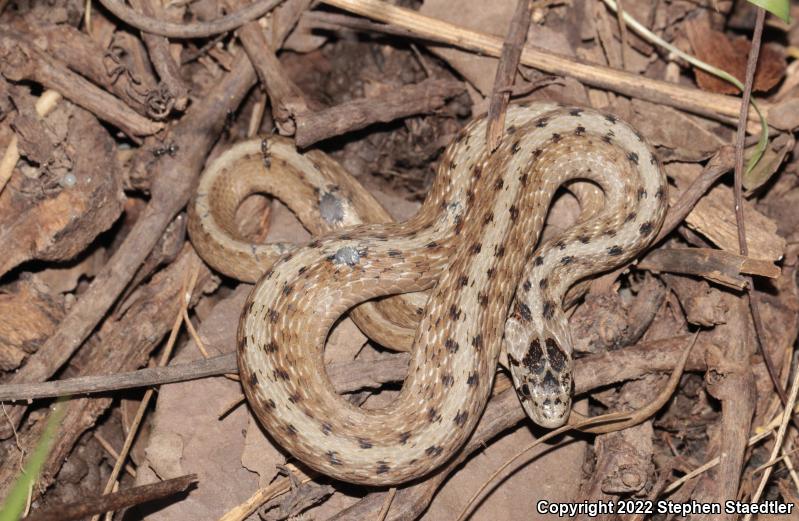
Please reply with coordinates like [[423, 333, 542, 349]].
[[188, 103, 667, 485]]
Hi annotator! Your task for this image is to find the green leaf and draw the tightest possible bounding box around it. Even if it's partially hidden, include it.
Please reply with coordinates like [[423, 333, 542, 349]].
[[0, 400, 66, 521], [748, 0, 791, 24]]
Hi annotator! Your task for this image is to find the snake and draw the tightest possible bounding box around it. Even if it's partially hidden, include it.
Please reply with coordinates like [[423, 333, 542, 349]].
[[188, 102, 667, 485]]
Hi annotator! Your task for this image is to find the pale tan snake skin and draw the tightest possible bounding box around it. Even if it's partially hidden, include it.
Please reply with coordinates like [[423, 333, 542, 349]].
[[188, 103, 667, 485]]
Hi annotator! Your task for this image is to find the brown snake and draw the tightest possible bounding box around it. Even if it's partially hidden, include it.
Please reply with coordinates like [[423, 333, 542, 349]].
[[188, 103, 667, 485]]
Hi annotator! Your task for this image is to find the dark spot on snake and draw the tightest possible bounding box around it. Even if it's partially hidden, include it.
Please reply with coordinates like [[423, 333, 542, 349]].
[[426, 445, 443, 457], [625, 211, 637, 222], [545, 338, 567, 372], [517, 302, 532, 321], [375, 233, 388, 240], [288, 392, 301, 404], [358, 437, 373, 449], [534, 255, 544, 266], [605, 114, 618, 124], [268, 309, 279, 323], [650, 155, 657, 165], [569, 108, 583, 116], [560, 255, 574, 265], [478, 292, 489, 307], [458, 275, 469, 287], [508, 354, 520, 367], [523, 340, 545, 374], [551, 133, 562, 143], [656, 187, 665, 199], [264, 269, 274, 280], [454, 216, 464, 234], [532, 148, 543, 160], [578, 235, 590, 244], [472, 334, 483, 350], [519, 172, 528, 185], [442, 373, 454, 387], [494, 178, 504, 190], [542, 301, 555, 320], [445, 338, 459, 353], [556, 240, 566, 250], [467, 372, 479, 386], [639, 221, 653, 236], [454, 410, 469, 427], [427, 241, 438, 248], [399, 431, 411, 444], [265, 341, 278, 354], [638, 187, 647, 200], [507, 124, 517, 134], [539, 278, 548, 289], [486, 267, 496, 279], [495, 245, 506, 258], [427, 407, 440, 422], [273, 368, 289, 380], [281, 284, 293, 296], [248, 371, 259, 386], [509, 205, 519, 220], [511, 141, 521, 154], [633, 128, 644, 141], [473, 164, 482, 179], [449, 305, 461, 321], [607, 245, 623, 256], [327, 451, 343, 466], [388, 249, 402, 257], [466, 189, 474, 203], [542, 374, 560, 394], [574, 126, 586, 136], [604, 228, 617, 238], [483, 212, 494, 225], [298, 266, 307, 275], [602, 134, 613, 144], [286, 424, 298, 436], [627, 151, 639, 165], [470, 243, 482, 255], [309, 239, 321, 248], [523, 279, 532, 292], [376, 462, 391, 474], [536, 117, 549, 128], [321, 422, 332, 435]]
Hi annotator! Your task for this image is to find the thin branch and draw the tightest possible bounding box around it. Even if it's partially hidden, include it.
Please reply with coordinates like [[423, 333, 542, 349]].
[[95, 0, 284, 38], [486, 0, 533, 151], [23, 474, 198, 521], [730, 7, 786, 406]]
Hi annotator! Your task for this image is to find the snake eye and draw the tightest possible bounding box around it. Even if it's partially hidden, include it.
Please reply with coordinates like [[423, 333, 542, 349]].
[[519, 383, 531, 397]]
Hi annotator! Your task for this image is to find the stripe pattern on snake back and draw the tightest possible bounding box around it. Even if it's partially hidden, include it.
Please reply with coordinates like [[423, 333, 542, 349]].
[[231, 103, 667, 485]]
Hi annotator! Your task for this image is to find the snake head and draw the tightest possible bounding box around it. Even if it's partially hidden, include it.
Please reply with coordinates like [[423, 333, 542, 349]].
[[508, 337, 573, 428]]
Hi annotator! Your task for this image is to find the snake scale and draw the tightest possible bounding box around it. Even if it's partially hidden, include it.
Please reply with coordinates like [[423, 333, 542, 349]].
[[188, 102, 667, 485]]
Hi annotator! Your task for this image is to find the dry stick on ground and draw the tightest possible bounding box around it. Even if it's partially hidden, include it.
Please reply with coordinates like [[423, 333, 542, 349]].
[[95, 0, 284, 38], [294, 77, 465, 147], [33, 24, 170, 119], [238, 19, 310, 134], [639, 248, 780, 290], [0, 28, 162, 137], [731, 7, 786, 408], [128, 0, 189, 113], [0, 53, 257, 440], [320, 0, 770, 132], [22, 474, 197, 521], [694, 296, 756, 521], [485, 0, 533, 151]]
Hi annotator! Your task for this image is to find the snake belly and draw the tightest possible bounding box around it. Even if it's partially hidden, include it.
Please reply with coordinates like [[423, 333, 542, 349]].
[[233, 103, 667, 485]]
